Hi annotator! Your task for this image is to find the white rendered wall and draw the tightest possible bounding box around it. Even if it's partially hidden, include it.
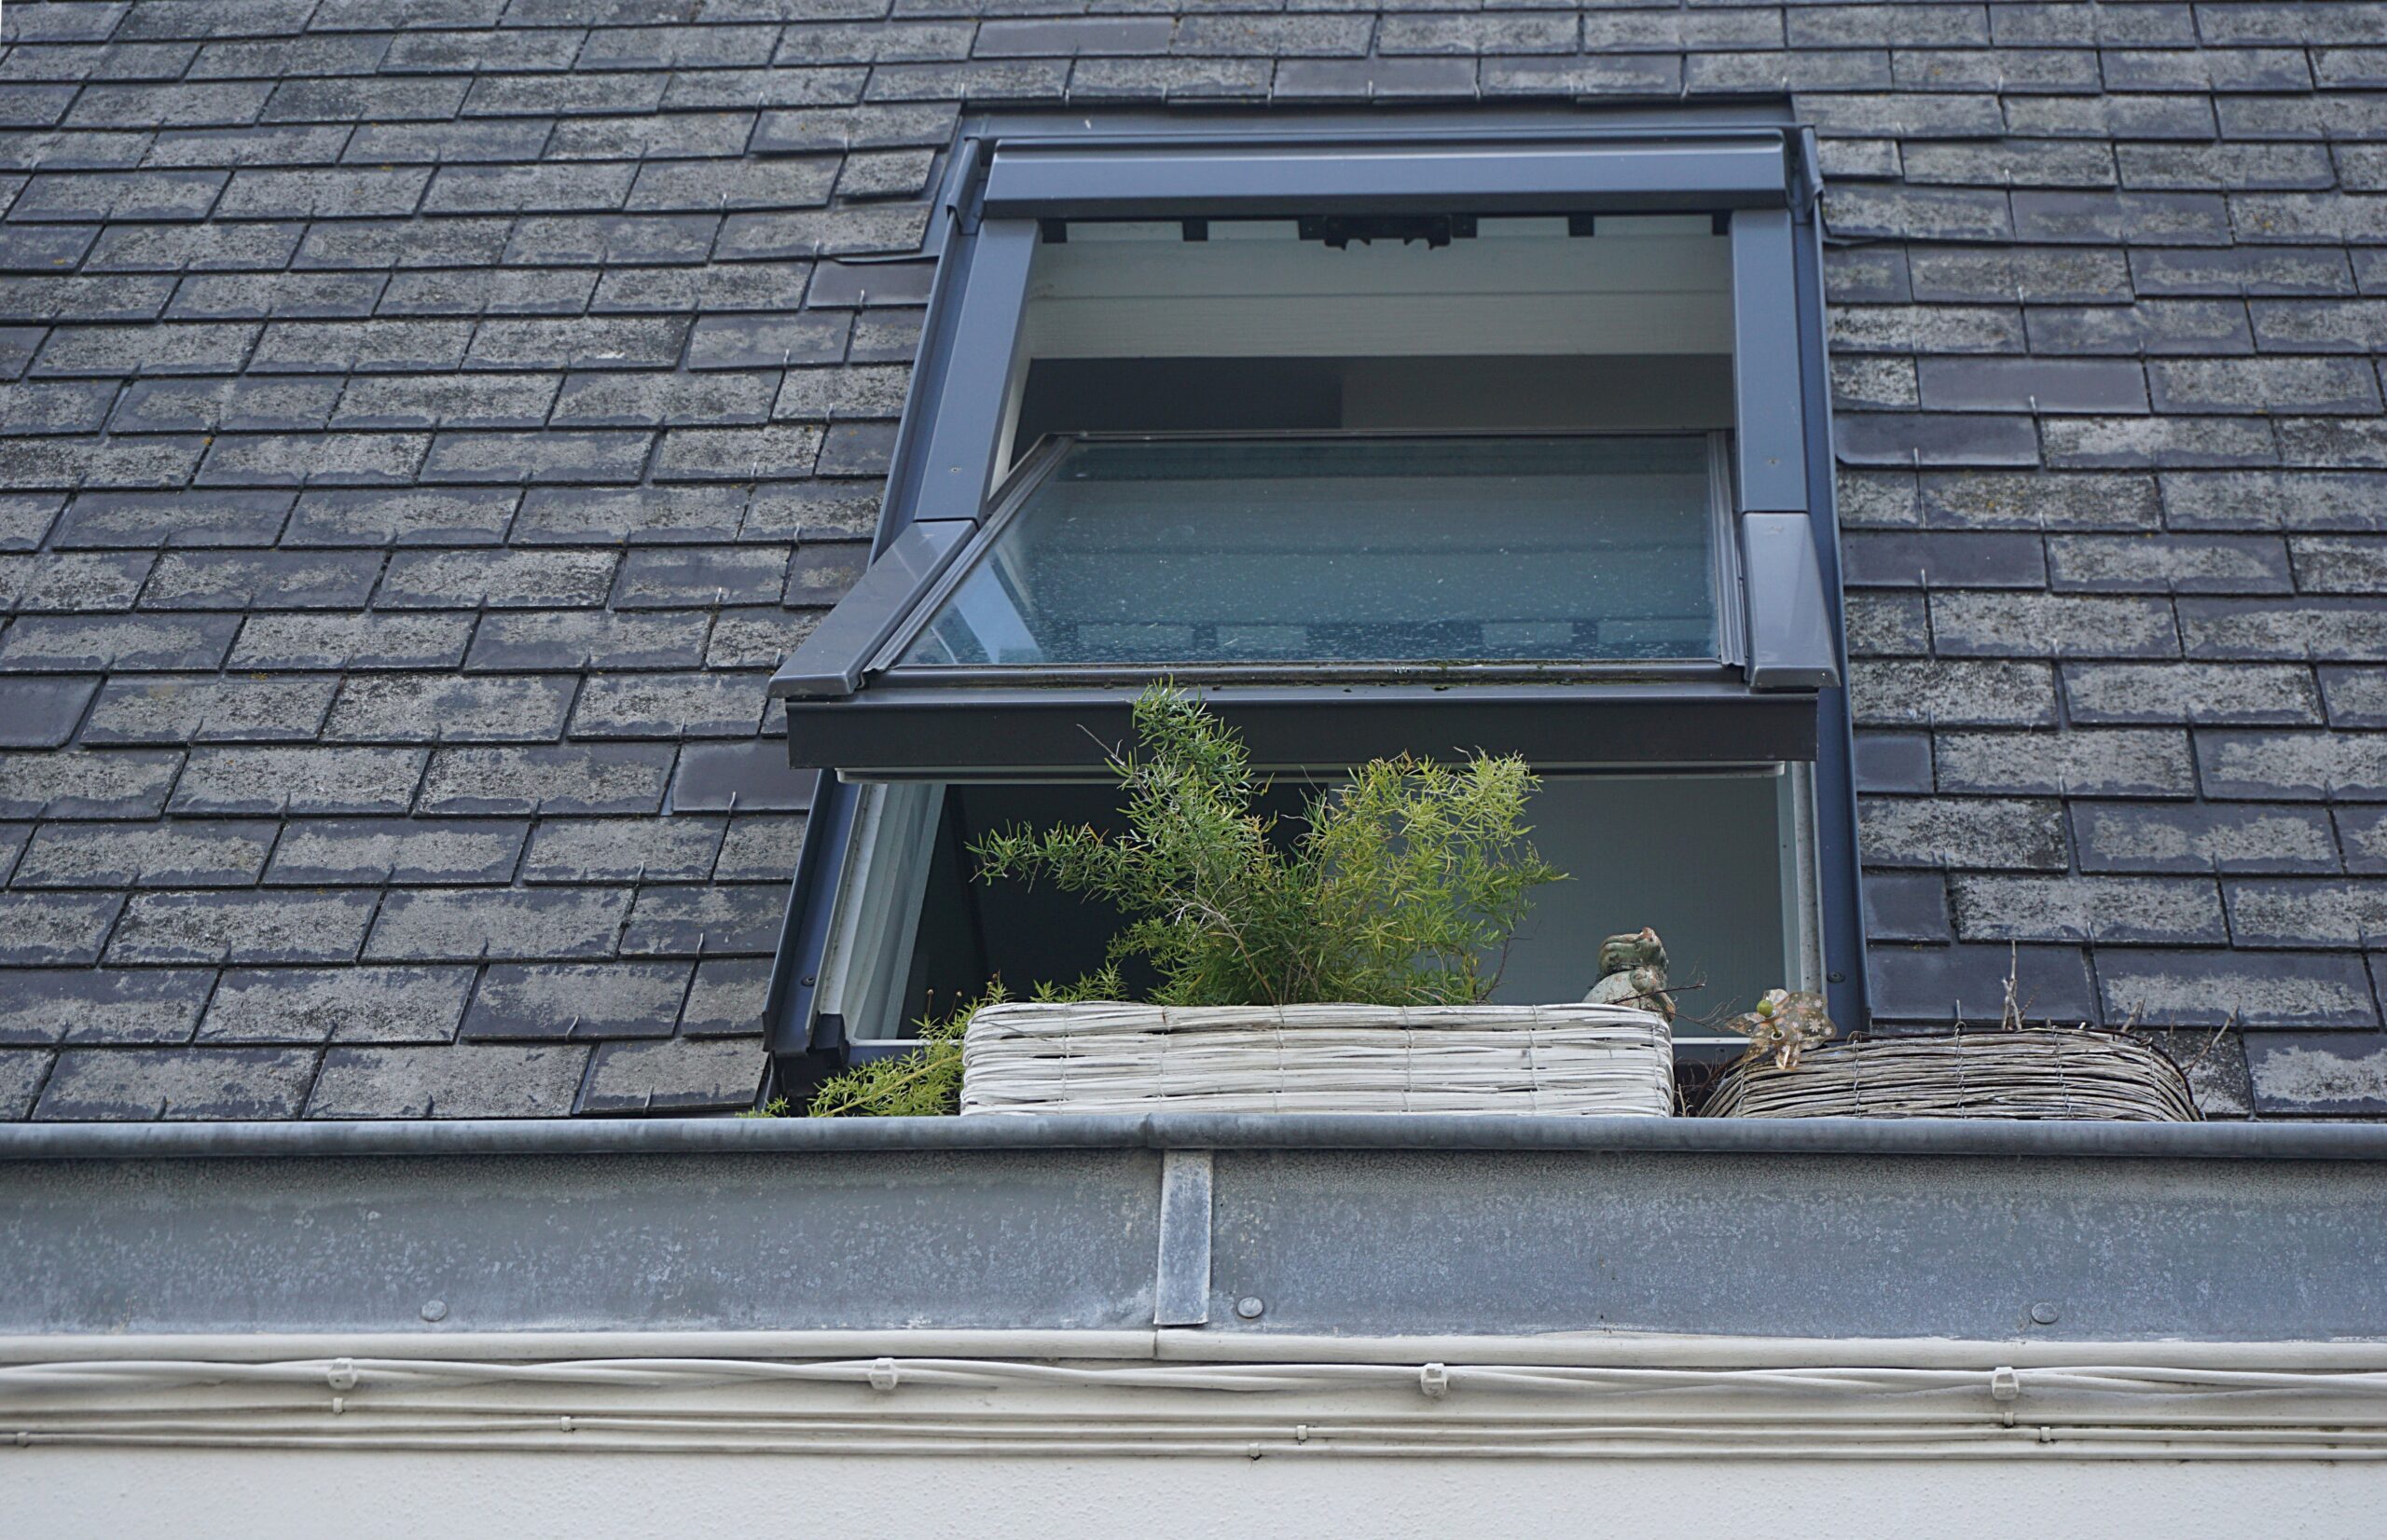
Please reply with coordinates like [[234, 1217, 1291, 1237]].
[[7, 1448, 2383, 1540]]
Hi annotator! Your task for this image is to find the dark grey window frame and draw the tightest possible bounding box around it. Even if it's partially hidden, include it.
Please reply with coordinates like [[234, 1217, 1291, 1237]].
[[765, 107, 1863, 1092]]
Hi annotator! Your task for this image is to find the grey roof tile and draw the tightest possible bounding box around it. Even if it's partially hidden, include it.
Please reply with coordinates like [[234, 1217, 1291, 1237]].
[[200, 964, 476, 1045], [376, 548, 617, 610], [307, 1041, 589, 1118], [13, 819, 276, 888], [105, 887, 379, 965], [461, 960, 690, 1040], [1867, 942, 2098, 1025], [2100, 952, 2381, 1030], [0, 889, 124, 965], [2197, 731, 2387, 802], [2320, 667, 2387, 730], [521, 815, 723, 885], [81, 673, 338, 744], [37, 1046, 318, 1121], [323, 672, 577, 744], [170, 745, 427, 817], [580, 1032, 761, 1112], [1857, 795, 2070, 873], [414, 740, 676, 817], [0, 967, 213, 1047], [681, 954, 772, 1035], [2248, 1034, 2387, 1115], [361, 886, 631, 962], [669, 737, 813, 812], [0, 674, 97, 747]]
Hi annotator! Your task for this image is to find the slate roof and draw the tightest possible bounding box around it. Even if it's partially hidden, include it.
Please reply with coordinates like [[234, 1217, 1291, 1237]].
[[0, 0, 2380, 1120]]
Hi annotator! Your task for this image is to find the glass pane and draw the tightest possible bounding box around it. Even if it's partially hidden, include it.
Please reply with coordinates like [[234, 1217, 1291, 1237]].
[[894, 435, 1719, 668]]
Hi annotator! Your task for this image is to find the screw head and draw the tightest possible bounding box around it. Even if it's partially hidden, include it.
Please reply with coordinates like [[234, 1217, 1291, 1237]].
[[2029, 1301, 2060, 1326], [421, 1299, 448, 1323], [1235, 1297, 1264, 1320]]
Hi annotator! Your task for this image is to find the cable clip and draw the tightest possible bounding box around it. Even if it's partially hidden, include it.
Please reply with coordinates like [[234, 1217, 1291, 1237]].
[[1418, 1362, 1450, 1400], [868, 1357, 901, 1393], [1990, 1366, 2021, 1403], [326, 1358, 358, 1393]]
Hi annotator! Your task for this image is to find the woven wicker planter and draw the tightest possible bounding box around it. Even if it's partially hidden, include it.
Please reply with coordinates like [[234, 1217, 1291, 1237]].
[[959, 1000, 1673, 1117], [1699, 1029, 2200, 1121]]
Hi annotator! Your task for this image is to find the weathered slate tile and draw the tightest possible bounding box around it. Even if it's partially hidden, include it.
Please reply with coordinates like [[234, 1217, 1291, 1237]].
[[0, 749, 182, 818], [417, 743, 677, 816], [264, 818, 527, 886], [1859, 795, 2070, 872], [37, 1047, 317, 1121], [308, 1042, 589, 1118], [680, 955, 774, 1035], [2249, 1036, 2387, 1115], [171, 745, 426, 816], [0, 613, 241, 671], [1950, 873, 2228, 945], [2102, 954, 2380, 1031], [617, 881, 784, 956], [0, 675, 96, 748], [0, 889, 124, 965], [0, 969, 213, 1047], [2197, 732, 2387, 802], [323, 673, 577, 744], [713, 814, 804, 881], [570, 671, 766, 738], [376, 549, 616, 610], [2226, 879, 2387, 950], [362, 887, 631, 962], [1936, 728, 2197, 797], [669, 738, 815, 811], [466, 609, 710, 671], [106, 888, 379, 965], [2074, 801, 2340, 874], [580, 1033, 761, 1112], [520, 816, 724, 886], [462, 961, 691, 1039], [1847, 659, 2057, 727], [200, 965, 476, 1045], [216, 612, 462, 675], [14, 820, 276, 887], [142, 549, 383, 610], [82, 674, 336, 744], [1868, 942, 2099, 1025], [2046, 535, 2292, 595]]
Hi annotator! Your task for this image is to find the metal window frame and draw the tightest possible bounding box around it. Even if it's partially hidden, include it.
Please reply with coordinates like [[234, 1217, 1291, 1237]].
[[765, 108, 1862, 1092], [876, 427, 1746, 679]]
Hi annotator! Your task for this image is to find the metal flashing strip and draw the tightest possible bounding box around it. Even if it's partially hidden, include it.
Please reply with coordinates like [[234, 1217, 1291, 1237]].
[[981, 136, 1792, 219], [6, 1114, 2387, 1162]]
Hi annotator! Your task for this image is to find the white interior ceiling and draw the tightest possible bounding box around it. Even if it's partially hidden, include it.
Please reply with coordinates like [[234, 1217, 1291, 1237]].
[[1021, 215, 1735, 360]]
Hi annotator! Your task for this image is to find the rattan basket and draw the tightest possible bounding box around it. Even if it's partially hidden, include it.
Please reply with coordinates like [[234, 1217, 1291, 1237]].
[[959, 1000, 1674, 1116], [1699, 1029, 2201, 1121]]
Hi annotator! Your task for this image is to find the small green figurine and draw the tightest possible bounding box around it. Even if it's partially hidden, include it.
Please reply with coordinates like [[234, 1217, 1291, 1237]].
[[1723, 988, 1837, 1070], [1584, 928, 1675, 1022]]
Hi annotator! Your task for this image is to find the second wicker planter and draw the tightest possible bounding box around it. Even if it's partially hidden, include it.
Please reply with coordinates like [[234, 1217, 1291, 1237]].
[[1700, 1029, 2200, 1121], [959, 1000, 1674, 1117]]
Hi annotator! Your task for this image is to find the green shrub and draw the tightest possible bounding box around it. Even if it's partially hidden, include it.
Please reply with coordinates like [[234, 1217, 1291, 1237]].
[[973, 683, 1564, 1009], [804, 971, 1124, 1119]]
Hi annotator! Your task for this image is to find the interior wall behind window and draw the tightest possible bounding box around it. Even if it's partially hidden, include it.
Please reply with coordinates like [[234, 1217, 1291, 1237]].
[[1006, 215, 1734, 455]]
